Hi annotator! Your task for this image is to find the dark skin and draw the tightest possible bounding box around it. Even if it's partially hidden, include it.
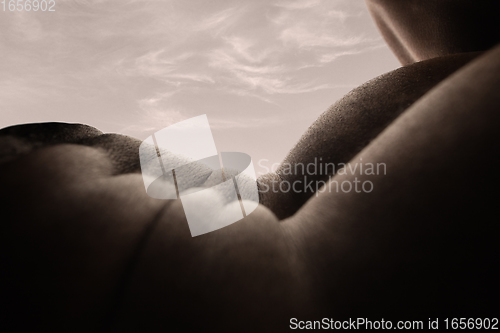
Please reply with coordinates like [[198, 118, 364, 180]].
[[366, 0, 499, 65], [260, 0, 500, 218], [259, 51, 483, 218], [1, 1, 499, 331]]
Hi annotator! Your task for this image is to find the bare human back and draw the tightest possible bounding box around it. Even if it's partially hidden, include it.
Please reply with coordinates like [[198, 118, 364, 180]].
[[1, 0, 499, 331]]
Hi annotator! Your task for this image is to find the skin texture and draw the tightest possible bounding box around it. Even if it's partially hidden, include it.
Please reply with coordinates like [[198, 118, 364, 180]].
[[260, 51, 482, 219], [1, 2, 500, 331], [285, 45, 500, 319]]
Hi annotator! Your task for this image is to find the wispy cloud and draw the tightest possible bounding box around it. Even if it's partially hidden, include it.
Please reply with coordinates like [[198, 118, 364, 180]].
[[1, 0, 396, 139], [121, 93, 186, 133], [280, 28, 365, 48], [209, 116, 281, 129], [318, 43, 386, 63], [274, 0, 322, 10], [195, 7, 243, 36]]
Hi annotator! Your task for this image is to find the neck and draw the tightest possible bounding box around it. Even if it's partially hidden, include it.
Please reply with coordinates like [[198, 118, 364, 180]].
[[366, 0, 500, 65]]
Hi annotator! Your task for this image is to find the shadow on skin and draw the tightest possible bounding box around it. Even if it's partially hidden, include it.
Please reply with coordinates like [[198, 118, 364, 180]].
[[1, 1, 499, 331]]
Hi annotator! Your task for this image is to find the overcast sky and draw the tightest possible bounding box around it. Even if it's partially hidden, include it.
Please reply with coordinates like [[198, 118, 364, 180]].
[[0, 0, 400, 174]]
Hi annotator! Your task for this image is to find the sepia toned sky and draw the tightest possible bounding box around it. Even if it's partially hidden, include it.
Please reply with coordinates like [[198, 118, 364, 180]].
[[0, 0, 400, 174]]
